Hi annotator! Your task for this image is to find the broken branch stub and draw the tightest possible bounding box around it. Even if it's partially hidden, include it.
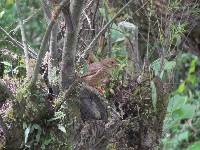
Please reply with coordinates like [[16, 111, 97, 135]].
[[118, 21, 142, 78]]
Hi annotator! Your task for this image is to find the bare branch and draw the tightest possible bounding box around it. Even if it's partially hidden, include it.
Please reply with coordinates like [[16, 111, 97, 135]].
[[10, 8, 42, 33], [30, 0, 69, 87], [41, 0, 52, 21], [0, 26, 37, 59], [61, 0, 85, 90], [82, 0, 135, 58], [41, 0, 60, 94], [104, 1, 112, 57], [15, 0, 30, 78]]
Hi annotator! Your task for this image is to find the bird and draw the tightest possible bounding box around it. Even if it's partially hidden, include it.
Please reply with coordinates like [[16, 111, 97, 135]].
[[82, 58, 118, 87]]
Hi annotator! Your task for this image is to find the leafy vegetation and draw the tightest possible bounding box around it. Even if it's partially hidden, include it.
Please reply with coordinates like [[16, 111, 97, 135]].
[[0, 0, 200, 149], [162, 54, 200, 150]]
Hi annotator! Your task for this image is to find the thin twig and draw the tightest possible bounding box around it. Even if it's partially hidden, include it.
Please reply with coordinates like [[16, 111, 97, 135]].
[[82, 0, 135, 58], [10, 8, 42, 33], [30, 0, 68, 87], [146, 0, 152, 58], [92, 0, 100, 38], [104, 0, 112, 57], [16, 0, 30, 78], [0, 26, 37, 59], [41, 0, 52, 21], [23, 8, 42, 23]]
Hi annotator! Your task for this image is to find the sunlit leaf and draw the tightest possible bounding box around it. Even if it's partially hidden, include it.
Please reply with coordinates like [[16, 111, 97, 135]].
[[99, 8, 106, 17], [151, 59, 161, 76], [177, 82, 185, 93], [164, 61, 176, 71], [1, 61, 12, 67], [6, 0, 14, 6], [47, 111, 66, 122], [177, 131, 189, 141], [189, 58, 198, 74], [180, 104, 195, 119], [172, 108, 184, 119], [151, 59, 176, 78], [187, 141, 200, 150], [0, 10, 5, 18], [167, 95, 187, 112], [111, 23, 124, 42], [187, 74, 197, 85]]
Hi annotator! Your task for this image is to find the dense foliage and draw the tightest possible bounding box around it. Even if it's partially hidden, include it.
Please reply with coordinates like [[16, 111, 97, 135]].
[[0, 0, 200, 149]]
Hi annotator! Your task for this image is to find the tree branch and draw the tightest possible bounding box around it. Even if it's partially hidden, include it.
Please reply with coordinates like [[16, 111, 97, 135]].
[[15, 0, 30, 78], [30, 0, 69, 87], [10, 8, 42, 34], [0, 26, 37, 59], [82, 0, 136, 58], [61, 0, 84, 90], [104, 0, 112, 57], [41, 0, 52, 21], [42, 0, 60, 94]]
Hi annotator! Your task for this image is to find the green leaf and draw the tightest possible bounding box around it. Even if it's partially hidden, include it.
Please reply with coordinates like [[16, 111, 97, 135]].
[[170, 104, 195, 121], [172, 108, 184, 120], [114, 37, 125, 43], [81, 63, 88, 75], [189, 58, 198, 74], [151, 59, 176, 78], [180, 104, 195, 119], [1, 61, 12, 67], [151, 59, 161, 76], [160, 70, 164, 79], [186, 141, 200, 150], [164, 61, 176, 71], [47, 111, 66, 122], [167, 95, 187, 112], [0, 10, 5, 18], [177, 131, 189, 141], [41, 133, 54, 149], [6, 0, 14, 6], [111, 23, 124, 42], [99, 8, 106, 17], [164, 117, 180, 130], [187, 74, 197, 85], [177, 82, 185, 93]]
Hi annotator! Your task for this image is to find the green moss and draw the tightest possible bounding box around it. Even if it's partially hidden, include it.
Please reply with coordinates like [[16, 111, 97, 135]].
[[53, 91, 65, 108], [15, 81, 49, 122], [6, 108, 15, 121]]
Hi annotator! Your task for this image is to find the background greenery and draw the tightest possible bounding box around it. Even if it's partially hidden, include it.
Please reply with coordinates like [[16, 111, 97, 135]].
[[1, 0, 200, 149]]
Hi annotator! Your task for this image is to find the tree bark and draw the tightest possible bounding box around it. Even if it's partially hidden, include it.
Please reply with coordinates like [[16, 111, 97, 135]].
[[61, 0, 85, 90], [15, 0, 30, 78]]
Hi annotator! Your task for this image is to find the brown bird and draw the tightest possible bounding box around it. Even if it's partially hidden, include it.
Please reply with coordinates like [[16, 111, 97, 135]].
[[82, 58, 117, 87]]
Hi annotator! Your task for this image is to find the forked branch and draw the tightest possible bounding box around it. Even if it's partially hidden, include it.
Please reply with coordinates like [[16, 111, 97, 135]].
[[30, 0, 69, 87]]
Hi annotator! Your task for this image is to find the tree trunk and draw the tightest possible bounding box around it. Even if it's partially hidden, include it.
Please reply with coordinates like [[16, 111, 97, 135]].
[[61, 0, 84, 90]]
